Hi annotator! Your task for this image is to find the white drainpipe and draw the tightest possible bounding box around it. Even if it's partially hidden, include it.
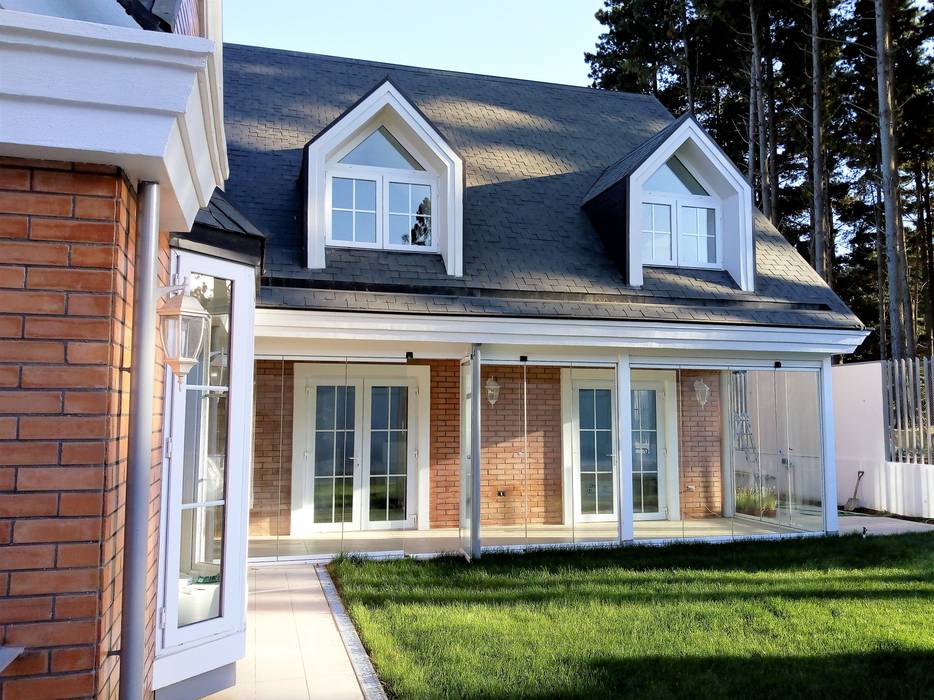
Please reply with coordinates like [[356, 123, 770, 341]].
[[119, 181, 160, 700]]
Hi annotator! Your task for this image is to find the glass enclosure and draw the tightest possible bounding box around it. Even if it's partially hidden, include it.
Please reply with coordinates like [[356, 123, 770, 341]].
[[247, 357, 826, 561]]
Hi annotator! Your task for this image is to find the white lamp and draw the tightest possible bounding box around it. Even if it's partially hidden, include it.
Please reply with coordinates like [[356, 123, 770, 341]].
[[694, 379, 710, 408], [485, 376, 501, 406], [157, 283, 211, 380]]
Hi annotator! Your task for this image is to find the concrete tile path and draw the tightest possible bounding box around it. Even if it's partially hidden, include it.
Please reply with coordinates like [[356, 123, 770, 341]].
[[208, 565, 363, 700]]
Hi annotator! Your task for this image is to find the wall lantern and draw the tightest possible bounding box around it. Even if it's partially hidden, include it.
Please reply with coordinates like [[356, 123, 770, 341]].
[[485, 376, 501, 406], [694, 379, 710, 408], [157, 280, 211, 381]]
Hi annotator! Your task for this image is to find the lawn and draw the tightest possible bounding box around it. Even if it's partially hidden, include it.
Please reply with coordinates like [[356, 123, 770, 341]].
[[329, 532, 934, 699]]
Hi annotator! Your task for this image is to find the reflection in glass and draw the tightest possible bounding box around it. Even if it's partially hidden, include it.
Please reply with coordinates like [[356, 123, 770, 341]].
[[313, 385, 355, 524], [178, 272, 232, 627], [339, 126, 424, 170], [631, 389, 660, 514], [369, 386, 408, 522], [645, 155, 709, 195], [578, 389, 614, 515], [388, 182, 432, 246], [331, 177, 377, 243]]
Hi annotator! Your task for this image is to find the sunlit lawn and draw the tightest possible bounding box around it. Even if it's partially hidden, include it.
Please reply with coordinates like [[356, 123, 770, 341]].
[[330, 532, 934, 699]]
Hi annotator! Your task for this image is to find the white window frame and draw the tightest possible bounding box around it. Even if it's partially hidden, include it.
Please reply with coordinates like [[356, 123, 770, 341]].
[[641, 191, 723, 270], [325, 162, 439, 254], [154, 251, 255, 689]]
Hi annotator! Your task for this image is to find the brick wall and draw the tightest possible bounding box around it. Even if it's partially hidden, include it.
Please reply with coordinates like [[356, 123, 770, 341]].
[[479, 365, 563, 526], [0, 157, 167, 700], [250, 360, 294, 536], [677, 370, 723, 518], [420, 360, 459, 529]]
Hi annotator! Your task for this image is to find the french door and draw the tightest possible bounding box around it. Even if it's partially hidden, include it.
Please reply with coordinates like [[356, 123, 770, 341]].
[[571, 380, 618, 523], [302, 376, 417, 531], [631, 381, 668, 520]]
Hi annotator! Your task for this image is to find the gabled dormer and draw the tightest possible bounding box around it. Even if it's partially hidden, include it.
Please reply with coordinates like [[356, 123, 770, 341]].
[[304, 78, 464, 276], [582, 114, 755, 292]]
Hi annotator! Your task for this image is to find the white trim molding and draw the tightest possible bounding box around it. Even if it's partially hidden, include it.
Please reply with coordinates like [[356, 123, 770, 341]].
[[0, 9, 228, 231], [255, 309, 868, 357], [628, 118, 755, 291], [305, 79, 464, 275]]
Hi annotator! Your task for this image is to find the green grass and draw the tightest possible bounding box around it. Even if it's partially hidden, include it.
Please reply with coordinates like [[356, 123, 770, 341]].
[[329, 532, 934, 699]]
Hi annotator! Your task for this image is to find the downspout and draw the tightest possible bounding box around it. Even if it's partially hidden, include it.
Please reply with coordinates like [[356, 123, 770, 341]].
[[119, 181, 160, 700]]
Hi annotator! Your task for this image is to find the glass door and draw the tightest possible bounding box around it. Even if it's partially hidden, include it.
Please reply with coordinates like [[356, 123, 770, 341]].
[[308, 381, 360, 530], [459, 348, 480, 559], [631, 383, 667, 519], [572, 382, 617, 522]]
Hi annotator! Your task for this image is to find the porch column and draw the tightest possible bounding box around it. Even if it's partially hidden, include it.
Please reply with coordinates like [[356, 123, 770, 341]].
[[616, 352, 634, 542], [470, 344, 482, 558], [821, 356, 839, 534]]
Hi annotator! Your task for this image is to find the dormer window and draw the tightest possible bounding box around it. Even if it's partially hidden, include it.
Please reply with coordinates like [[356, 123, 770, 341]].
[[305, 79, 464, 274], [641, 156, 720, 268], [327, 127, 437, 252]]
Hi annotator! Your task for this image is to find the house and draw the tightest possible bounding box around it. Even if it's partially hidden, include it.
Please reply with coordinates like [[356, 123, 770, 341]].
[[0, 2, 867, 699]]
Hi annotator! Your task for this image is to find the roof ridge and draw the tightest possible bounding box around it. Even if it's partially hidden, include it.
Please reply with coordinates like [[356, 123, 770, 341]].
[[223, 42, 663, 103]]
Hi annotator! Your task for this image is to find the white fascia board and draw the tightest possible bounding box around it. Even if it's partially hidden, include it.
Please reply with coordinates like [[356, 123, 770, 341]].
[[628, 119, 755, 292], [0, 9, 228, 231], [305, 81, 463, 275], [254, 308, 868, 356]]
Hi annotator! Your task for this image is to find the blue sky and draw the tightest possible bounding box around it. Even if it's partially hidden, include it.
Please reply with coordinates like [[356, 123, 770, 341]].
[[224, 0, 605, 87]]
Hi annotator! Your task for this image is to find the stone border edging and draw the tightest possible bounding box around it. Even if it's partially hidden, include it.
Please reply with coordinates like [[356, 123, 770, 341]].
[[315, 565, 388, 700]]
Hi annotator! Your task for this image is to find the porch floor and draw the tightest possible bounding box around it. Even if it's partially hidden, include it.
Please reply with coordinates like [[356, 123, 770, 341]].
[[248, 517, 821, 559]]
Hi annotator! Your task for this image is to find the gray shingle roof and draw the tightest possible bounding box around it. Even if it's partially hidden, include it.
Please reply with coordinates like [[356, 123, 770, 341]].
[[222, 44, 862, 330]]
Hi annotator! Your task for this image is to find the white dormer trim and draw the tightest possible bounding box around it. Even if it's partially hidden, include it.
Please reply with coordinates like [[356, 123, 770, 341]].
[[305, 80, 464, 276], [628, 119, 755, 292]]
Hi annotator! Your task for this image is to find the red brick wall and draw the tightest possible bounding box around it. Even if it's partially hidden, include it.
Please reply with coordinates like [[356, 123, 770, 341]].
[[250, 360, 293, 536], [479, 365, 563, 526], [0, 157, 167, 700], [420, 360, 460, 529], [677, 370, 723, 518]]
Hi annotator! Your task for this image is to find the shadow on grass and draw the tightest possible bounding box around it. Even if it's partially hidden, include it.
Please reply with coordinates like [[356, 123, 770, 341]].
[[536, 650, 934, 700]]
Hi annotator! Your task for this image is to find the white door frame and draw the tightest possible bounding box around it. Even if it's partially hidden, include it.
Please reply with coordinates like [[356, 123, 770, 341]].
[[631, 369, 680, 521], [154, 251, 255, 688], [290, 363, 430, 536]]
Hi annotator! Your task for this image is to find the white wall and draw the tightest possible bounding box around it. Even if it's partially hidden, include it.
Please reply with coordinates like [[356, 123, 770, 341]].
[[833, 360, 934, 518]]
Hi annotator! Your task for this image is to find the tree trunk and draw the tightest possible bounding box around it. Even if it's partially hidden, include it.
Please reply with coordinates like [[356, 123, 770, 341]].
[[811, 0, 828, 281], [918, 166, 933, 355], [875, 175, 887, 360], [750, 0, 771, 218], [747, 54, 756, 189], [875, 0, 915, 358], [682, 0, 694, 113], [766, 38, 778, 224]]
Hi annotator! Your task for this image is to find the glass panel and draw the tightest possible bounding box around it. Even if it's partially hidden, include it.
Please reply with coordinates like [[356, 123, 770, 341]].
[[459, 355, 475, 558], [412, 185, 431, 214], [389, 214, 409, 245], [339, 126, 424, 170], [387, 476, 406, 521], [332, 210, 353, 241], [355, 179, 376, 210], [355, 212, 376, 243], [631, 388, 660, 516], [178, 504, 224, 626], [387, 182, 432, 247], [368, 385, 408, 524], [311, 384, 356, 526], [389, 182, 408, 212], [332, 177, 353, 209], [645, 155, 708, 195], [642, 203, 673, 264]]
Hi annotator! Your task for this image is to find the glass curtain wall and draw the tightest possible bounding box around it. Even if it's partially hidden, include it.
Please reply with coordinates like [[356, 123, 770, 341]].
[[478, 362, 620, 551]]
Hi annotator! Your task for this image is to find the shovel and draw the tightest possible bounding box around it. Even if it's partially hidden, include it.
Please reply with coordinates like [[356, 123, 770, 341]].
[[844, 470, 865, 511]]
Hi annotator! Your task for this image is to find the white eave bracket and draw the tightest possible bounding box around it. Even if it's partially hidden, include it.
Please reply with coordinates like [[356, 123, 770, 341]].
[[0, 9, 229, 231]]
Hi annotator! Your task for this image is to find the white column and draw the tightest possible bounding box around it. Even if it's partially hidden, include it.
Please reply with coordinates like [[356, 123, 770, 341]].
[[470, 344, 482, 558], [617, 352, 634, 542], [820, 356, 839, 534]]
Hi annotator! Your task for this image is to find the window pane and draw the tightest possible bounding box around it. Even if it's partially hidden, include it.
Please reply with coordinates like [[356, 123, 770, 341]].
[[332, 210, 353, 241], [355, 212, 376, 243], [653, 204, 671, 232], [314, 431, 335, 476], [642, 202, 653, 231], [389, 433, 407, 475], [313, 478, 333, 523], [316, 386, 335, 429], [411, 185, 431, 215], [390, 387, 408, 429], [332, 177, 353, 210], [335, 431, 352, 477], [642, 475, 659, 512], [370, 430, 388, 476], [681, 235, 699, 264], [654, 232, 672, 261], [412, 216, 431, 246], [595, 389, 612, 429], [596, 472, 614, 515], [682, 207, 698, 236], [580, 473, 597, 514], [387, 475, 406, 521], [355, 179, 376, 210], [339, 126, 424, 170], [389, 182, 408, 213], [371, 387, 389, 428], [579, 389, 594, 430], [335, 477, 353, 523], [642, 231, 654, 262], [645, 156, 708, 195], [369, 478, 387, 521], [181, 389, 227, 504], [178, 504, 224, 627], [596, 430, 613, 472], [581, 433, 596, 471], [335, 386, 354, 430], [189, 273, 232, 388], [389, 214, 410, 245]]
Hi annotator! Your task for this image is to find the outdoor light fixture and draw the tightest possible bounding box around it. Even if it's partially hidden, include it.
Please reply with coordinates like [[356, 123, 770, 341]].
[[157, 279, 211, 381], [694, 379, 711, 407], [485, 376, 501, 406]]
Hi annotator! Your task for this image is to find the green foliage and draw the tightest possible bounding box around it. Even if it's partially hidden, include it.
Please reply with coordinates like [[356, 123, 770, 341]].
[[585, 0, 934, 361], [332, 532, 934, 699]]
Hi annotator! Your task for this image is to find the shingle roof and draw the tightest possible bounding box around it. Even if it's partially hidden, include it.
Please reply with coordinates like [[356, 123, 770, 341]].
[[222, 44, 862, 330]]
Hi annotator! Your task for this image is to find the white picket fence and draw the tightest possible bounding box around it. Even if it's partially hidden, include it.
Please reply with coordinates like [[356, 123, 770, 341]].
[[883, 357, 934, 464]]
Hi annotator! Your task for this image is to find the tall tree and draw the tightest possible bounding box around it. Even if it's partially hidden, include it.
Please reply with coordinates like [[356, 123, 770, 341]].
[[811, 0, 828, 280], [749, 0, 772, 218], [875, 0, 915, 358]]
